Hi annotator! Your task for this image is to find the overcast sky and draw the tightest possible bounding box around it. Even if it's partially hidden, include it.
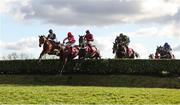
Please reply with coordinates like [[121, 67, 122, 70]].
[[0, 0, 180, 59]]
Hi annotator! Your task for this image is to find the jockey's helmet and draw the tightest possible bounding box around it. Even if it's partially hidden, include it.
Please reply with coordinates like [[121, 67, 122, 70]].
[[49, 29, 53, 33], [119, 33, 123, 37], [164, 42, 169, 46], [86, 30, 90, 34], [67, 32, 72, 37]]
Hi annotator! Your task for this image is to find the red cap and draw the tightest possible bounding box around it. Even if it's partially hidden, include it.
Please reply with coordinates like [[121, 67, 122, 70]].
[[67, 32, 73, 37]]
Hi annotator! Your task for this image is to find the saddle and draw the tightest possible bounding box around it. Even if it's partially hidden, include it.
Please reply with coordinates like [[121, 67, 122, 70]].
[[48, 40, 60, 47]]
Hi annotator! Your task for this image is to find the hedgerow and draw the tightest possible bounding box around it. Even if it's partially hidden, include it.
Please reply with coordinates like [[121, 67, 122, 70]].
[[0, 59, 179, 75]]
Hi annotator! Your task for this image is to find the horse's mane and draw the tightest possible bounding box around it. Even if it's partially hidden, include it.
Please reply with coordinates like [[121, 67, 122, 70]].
[[156, 46, 164, 51], [39, 35, 46, 38]]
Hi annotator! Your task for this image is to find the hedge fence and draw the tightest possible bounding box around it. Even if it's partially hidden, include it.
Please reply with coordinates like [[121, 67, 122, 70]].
[[0, 59, 179, 75]]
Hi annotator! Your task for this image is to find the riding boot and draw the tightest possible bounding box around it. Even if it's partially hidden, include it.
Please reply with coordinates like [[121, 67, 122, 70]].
[[88, 44, 93, 53]]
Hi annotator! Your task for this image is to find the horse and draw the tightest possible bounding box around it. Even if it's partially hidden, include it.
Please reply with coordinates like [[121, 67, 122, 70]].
[[38, 35, 61, 63], [57, 43, 80, 75], [113, 42, 139, 59], [78, 35, 101, 60], [59, 43, 80, 61], [155, 46, 175, 59]]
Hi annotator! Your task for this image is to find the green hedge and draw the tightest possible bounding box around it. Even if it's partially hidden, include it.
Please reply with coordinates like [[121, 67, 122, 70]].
[[0, 59, 179, 75]]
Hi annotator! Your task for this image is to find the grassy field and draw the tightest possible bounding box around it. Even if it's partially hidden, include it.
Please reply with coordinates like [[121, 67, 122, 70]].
[[0, 75, 179, 104]]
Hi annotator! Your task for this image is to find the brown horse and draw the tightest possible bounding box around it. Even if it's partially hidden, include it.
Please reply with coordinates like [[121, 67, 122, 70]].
[[113, 43, 139, 59], [155, 46, 175, 59], [38, 35, 61, 63], [57, 43, 80, 75], [78, 35, 101, 59], [59, 43, 80, 61]]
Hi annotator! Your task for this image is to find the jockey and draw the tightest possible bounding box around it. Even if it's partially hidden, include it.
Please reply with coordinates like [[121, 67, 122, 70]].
[[47, 29, 56, 41], [163, 42, 172, 52], [118, 33, 130, 55], [119, 33, 130, 46], [63, 32, 76, 53], [47, 29, 59, 44], [84, 30, 94, 52]]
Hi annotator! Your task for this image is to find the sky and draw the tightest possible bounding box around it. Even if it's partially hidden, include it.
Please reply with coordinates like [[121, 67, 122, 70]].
[[0, 0, 180, 59]]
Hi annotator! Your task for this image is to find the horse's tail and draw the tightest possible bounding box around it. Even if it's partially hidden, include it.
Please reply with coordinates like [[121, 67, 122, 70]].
[[96, 49, 101, 59], [93, 47, 101, 59], [173, 54, 175, 59], [171, 54, 175, 59], [134, 51, 139, 58]]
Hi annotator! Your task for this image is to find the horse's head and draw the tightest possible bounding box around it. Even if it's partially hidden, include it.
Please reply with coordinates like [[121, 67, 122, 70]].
[[79, 35, 85, 46], [57, 43, 66, 56], [156, 46, 164, 54], [155, 46, 163, 58], [112, 42, 118, 53], [38, 35, 46, 47]]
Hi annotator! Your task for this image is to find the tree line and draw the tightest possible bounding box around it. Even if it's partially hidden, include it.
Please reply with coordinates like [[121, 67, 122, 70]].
[[0, 52, 59, 60]]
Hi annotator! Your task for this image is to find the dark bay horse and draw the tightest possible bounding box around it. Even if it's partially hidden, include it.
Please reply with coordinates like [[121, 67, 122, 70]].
[[155, 46, 175, 59], [113, 43, 139, 58], [38, 35, 61, 63], [58, 43, 80, 75], [59, 43, 80, 61], [78, 35, 101, 59]]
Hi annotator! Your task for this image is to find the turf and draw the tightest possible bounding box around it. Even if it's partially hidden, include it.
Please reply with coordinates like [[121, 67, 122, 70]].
[[0, 75, 179, 104], [0, 85, 179, 104]]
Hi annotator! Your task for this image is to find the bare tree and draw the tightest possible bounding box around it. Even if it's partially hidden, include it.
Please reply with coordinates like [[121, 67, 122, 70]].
[[20, 53, 29, 59], [7, 52, 18, 60], [1, 56, 6, 60]]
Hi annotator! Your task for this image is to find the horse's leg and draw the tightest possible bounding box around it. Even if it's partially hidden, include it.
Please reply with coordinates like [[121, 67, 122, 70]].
[[129, 53, 135, 58], [93, 51, 101, 59], [169, 52, 174, 59], [60, 57, 68, 75], [97, 52, 101, 59], [173, 54, 175, 59], [38, 50, 46, 63], [59, 52, 69, 76]]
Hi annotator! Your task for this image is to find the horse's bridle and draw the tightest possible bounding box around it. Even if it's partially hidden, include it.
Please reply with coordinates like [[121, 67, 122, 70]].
[[39, 36, 47, 47]]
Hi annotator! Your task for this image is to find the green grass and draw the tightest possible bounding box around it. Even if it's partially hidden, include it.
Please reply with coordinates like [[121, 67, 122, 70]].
[[0, 75, 179, 104], [0, 85, 179, 104]]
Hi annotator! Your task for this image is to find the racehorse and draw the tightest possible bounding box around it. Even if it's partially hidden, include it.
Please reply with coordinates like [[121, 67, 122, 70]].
[[59, 43, 80, 61], [58, 43, 80, 74], [78, 35, 101, 59], [155, 46, 175, 59], [38, 35, 61, 63], [113, 43, 139, 58]]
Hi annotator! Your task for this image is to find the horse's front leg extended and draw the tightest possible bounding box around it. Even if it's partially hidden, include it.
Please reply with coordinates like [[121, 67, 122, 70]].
[[38, 51, 45, 63], [59, 57, 68, 76]]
